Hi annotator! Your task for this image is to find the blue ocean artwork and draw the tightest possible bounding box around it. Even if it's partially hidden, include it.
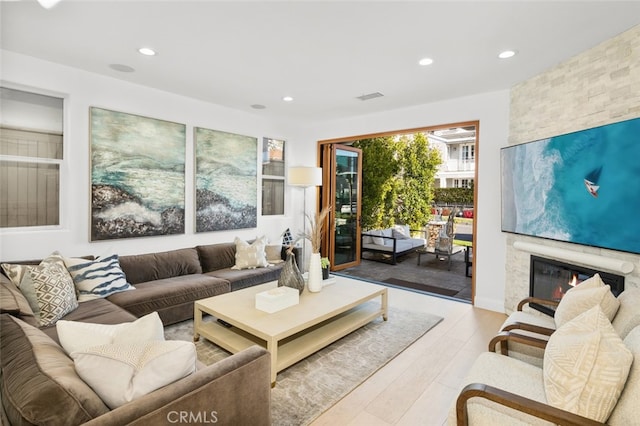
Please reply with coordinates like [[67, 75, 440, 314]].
[[195, 127, 257, 232], [501, 117, 640, 254], [90, 108, 186, 240]]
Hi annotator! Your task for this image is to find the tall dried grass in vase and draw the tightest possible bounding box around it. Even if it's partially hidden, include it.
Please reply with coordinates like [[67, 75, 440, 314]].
[[303, 205, 331, 253]]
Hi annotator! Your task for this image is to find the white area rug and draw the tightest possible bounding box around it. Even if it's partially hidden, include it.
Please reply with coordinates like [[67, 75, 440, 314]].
[[164, 302, 442, 425]]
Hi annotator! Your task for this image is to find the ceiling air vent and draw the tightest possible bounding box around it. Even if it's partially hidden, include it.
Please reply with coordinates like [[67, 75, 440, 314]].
[[356, 92, 384, 101]]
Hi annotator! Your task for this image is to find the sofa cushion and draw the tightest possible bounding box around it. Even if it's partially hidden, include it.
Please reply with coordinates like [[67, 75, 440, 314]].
[[196, 242, 237, 272], [71, 340, 196, 409], [232, 236, 269, 270], [554, 274, 619, 327], [207, 264, 283, 292], [40, 297, 138, 343], [118, 248, 202, 284], [544, 306, 632, 422], [30, 261, 78, 327], [56, 311, 164, 355], [106, 274, 229, 324], [0, 314, 109, 425], [64, 254, 135, 302]]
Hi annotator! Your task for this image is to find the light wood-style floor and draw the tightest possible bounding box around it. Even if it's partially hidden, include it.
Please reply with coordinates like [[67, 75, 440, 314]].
[[310, 287, 507, 426]]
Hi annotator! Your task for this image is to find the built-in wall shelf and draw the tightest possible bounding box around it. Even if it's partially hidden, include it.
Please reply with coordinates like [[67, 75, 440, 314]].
[[513, 241, 635, 275]]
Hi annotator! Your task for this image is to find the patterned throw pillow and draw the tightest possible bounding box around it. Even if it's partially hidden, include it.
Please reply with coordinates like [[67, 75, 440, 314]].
[[64, 254, 134, 302], [544, 306, 633, 422], [282, 228, 294, 247], [1, 263, 31, 286], [231, 236, 269, 270], [30, 261, 78, 327]]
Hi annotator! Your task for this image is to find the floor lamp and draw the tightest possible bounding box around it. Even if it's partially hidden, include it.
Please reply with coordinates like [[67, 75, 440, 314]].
[[288, 166, 323, 272]]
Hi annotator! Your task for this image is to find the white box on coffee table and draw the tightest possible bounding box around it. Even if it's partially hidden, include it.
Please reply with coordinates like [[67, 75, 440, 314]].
[[255, 286, 299, 313]]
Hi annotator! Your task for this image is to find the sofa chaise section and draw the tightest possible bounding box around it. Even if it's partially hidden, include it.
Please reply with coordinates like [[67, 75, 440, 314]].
[[0, 313, 271, 426]]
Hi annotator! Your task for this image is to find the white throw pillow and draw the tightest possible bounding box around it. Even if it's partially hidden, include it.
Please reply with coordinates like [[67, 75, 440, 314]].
[[368, 230, 384, 246], [544, 306, 633, 422], [232, 236, 269, 270], [56, 311, 165, 355], [554, 273, 619, 327], [64, 254, 135, 302], [71, 340, 197, 409]]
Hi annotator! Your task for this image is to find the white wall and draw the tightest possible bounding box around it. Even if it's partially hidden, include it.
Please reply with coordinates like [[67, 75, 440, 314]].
[[305, 90, 511, 312], [0, 51, 302, 261], [1, 51, 510, 313]]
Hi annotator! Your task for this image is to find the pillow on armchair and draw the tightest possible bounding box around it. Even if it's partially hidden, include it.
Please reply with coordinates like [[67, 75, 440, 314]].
[[554, 273, 619, 327], [544, 305, 632, 422]]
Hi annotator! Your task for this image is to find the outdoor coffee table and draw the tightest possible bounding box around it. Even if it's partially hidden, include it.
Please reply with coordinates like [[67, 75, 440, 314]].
[[193, 276, 388, 386]]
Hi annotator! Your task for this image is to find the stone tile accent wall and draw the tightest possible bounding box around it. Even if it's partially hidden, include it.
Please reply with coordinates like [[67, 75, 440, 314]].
[[505, 24, 640, 313]]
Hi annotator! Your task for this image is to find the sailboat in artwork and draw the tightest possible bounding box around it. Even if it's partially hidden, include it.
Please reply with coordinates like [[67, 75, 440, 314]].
[[584, 166, 602, 198]]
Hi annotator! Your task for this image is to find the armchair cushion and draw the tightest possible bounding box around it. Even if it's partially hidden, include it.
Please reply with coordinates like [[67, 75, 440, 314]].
[[449, 352, 551, 425], [611, 288, 640, 339], [544, 306, 632, 422], [554, 274, 619, 327], [608, 325, 640, 425]]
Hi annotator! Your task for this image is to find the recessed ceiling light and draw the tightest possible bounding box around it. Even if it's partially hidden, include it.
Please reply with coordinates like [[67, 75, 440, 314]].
[[282, 96, 293, 102], [109, 64, 135, 73], [498, 50, 516, 59], [418, 57, 434, 66], [138, 47, 157, 56], [37, 0, 62, 9]]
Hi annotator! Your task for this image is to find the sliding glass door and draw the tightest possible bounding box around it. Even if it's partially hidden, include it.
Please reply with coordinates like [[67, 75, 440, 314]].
[[327, 145, 362, 270]]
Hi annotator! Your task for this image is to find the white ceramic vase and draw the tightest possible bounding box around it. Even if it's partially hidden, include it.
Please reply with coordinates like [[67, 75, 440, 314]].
[[307, 252, 323, 292]]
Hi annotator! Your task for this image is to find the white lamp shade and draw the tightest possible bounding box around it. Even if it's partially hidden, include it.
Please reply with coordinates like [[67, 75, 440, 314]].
[[288, 167, 322, 187]]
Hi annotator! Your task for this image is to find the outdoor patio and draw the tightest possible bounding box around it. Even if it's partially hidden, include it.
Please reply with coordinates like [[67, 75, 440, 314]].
[[336, 247, 472, 302]]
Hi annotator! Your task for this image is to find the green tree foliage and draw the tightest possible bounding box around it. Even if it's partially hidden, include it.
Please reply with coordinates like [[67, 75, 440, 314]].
[[433, 187, 474, 205], [352, 137, 399, 229], [354, 133, 441, 230]]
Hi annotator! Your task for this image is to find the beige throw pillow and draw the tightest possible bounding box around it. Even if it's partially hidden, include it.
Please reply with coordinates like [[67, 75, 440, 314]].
[[265, 244, 284, 264], [554, 273, 619, 327], [71, 340, 196, 409], [544, 306, 632, 422], [232, 236, 269, 270]]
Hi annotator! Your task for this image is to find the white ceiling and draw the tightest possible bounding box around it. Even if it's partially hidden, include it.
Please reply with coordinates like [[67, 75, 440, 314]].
[[2, 1, 639, 123]]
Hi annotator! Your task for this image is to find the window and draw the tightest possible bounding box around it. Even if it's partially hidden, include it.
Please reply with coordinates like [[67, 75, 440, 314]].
[[454, 179, 472, 189], [0, 87, 64, 228], [462, 144, 475, 161], [261, 137, 285, 215]]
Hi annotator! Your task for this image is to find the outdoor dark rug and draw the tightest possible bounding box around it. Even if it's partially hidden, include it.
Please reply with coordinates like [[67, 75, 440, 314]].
[[164, 303, 442, 426], [383, 277, 459, 297]]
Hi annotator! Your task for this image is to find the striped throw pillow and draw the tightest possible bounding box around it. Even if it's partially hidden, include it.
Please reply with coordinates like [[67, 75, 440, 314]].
[[64, 254, 134, 302]]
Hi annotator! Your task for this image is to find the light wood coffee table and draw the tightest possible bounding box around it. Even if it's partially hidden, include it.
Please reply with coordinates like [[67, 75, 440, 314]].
[[193, 276, 388, 386]]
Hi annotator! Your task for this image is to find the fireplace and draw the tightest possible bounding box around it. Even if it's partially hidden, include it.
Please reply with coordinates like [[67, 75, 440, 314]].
[[529, 255, 625, 316]]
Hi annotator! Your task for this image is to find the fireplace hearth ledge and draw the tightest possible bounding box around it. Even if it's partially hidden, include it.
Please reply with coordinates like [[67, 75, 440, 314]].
[[513, 241, 634, 275]]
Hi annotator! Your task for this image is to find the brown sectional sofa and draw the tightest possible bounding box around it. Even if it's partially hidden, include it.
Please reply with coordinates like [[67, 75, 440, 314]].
[[0, 241, 297, 425]]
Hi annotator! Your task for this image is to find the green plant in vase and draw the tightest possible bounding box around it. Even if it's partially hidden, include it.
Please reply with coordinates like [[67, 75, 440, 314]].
[[320, 257, 330, 280]]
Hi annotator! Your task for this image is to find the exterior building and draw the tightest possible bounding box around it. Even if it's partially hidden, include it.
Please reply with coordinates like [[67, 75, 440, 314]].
[[428, 126, 476, 188]]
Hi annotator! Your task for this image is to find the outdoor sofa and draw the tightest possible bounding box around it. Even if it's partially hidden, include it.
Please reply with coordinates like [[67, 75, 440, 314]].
[[361, 224, 427, 264]]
